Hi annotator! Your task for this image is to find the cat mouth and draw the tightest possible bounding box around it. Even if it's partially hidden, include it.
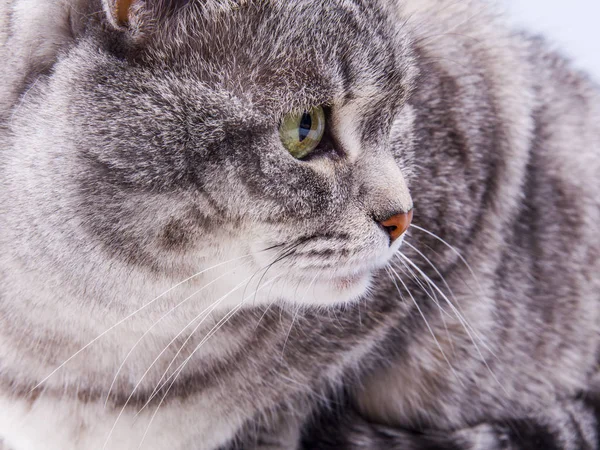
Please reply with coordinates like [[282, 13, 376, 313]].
[[295, 253, 394, 296]]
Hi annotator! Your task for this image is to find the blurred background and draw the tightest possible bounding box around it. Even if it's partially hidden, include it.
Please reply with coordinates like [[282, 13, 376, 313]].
[[504, 0, 600, 80]]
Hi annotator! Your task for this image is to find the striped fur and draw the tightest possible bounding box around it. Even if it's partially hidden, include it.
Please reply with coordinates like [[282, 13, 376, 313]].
[[1, 1, 599, 449]]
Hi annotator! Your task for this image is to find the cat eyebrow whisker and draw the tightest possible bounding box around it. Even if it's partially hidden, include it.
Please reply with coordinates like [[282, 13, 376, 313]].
[[386, 265, 464, 388]]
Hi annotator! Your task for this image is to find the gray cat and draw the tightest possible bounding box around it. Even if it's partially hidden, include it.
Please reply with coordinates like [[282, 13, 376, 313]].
[[1, 0, 599, 449]]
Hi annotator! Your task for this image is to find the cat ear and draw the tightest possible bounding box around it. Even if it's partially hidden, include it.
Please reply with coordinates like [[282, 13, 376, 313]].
[[107, 0, 134, 25], [102, 0, 190, 31]]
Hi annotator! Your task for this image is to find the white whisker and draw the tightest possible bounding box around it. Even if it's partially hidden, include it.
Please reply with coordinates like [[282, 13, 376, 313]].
[[136, 250, 295, 421], [101, 269, 275, 450], [387, 266, 464, 387], [281, 270, 322, 356], [397, 252, 488, 354], [397, 253, 507, 396], [392, 260, 455, 354], [32, 250, 273, 392], [409, 224, 485, 297], [402, 240, 493, 355], [393, 258, 453, 320], [104, 259, 253, 407], [145, 244, 298, 404], [136, 275, 283, 450]]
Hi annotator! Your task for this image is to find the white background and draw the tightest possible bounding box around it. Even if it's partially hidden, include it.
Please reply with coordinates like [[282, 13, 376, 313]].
[[504, 0, 600, 80]]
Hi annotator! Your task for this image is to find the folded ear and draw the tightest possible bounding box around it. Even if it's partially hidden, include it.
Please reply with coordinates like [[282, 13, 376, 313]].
[[103, 0, 190, 32], [114, 0, 135, 24]]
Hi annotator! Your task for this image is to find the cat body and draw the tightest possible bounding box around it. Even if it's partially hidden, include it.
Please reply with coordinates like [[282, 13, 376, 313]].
[[0, 1, 599, 449]]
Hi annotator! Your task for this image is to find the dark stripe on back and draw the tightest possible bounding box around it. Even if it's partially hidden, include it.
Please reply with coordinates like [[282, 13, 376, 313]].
[[500, 419, 561, 450], [581, 391, 600, 449]]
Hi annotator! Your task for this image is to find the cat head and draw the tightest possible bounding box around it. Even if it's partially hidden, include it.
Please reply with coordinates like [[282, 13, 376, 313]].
[[2, 0, 417, 310]]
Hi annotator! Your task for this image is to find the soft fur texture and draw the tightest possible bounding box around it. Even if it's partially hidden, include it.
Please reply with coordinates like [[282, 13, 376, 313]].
[[0, 1, 599, 449]]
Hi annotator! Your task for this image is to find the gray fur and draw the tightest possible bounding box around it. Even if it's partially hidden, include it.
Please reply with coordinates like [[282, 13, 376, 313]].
[[0, 0, 599, 449]]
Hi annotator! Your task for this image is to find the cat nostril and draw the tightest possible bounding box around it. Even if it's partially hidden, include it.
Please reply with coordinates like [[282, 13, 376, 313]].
[[379, 210, 413, 243]]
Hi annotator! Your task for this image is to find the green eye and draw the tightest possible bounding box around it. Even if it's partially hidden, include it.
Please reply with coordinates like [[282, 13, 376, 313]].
[[279, 106, 326, 159]]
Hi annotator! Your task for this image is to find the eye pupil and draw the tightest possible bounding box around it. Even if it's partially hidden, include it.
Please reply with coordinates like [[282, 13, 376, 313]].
[[279, 106, 326, 160], [298, 112, 312, 142]]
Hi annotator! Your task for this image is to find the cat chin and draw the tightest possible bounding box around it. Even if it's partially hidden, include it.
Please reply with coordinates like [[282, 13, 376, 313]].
[[276, 272, 374, 307], [264, 239, 405, 307]]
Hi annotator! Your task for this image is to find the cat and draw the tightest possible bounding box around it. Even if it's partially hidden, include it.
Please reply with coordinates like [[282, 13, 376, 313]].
[[1, 0, 599, 449]]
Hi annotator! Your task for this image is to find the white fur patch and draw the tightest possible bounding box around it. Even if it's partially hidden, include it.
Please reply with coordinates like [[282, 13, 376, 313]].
[[0, 394, 240, 450]]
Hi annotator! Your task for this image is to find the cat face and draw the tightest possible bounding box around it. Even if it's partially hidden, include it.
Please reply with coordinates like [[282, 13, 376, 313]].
[[6, 0, 417, 309]]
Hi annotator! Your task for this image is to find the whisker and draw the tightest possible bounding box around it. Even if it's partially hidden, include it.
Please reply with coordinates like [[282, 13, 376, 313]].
[[136, 275, 283, 450], [249, 240, 307, 310], [393, 258, 453, 320], [100, 271, 265, 450], [403, 241, 460, 301], [242, 241, 301, 307], [397, 253, 507, 396], [402, 236, 496, 358], [402, 240, 491, 354], [251, 244, 321, 333], [31, 247, 281, 392], [144, 274, 256, 405], [137, 250, 295, 419], [254, 295, 281, 332], [386, 266, 464, 388], [104, 258, 253, 407], [409, 224, 484, 297], [392, 260, 455, 354], [281, 269, 322, 356], [281, 306, 301, 357], [396, 252, 490, 354]]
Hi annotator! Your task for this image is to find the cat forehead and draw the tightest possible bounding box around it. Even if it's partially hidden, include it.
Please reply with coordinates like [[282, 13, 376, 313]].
[[135, 0, 413, 111]]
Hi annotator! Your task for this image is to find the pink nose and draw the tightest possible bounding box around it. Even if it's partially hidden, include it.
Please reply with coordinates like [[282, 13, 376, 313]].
[[380, 210, 413, 243]]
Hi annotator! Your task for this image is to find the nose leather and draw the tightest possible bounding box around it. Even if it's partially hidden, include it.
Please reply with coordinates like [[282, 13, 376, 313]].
[[380, 210, 413, 243]]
